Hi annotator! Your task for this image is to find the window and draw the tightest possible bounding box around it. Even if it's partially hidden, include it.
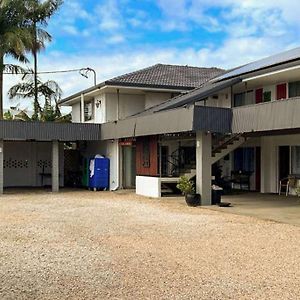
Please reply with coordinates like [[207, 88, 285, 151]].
[[234, 92, 245, 107], [289, 81, 300, 98], [233, 91, 254, 107], [234, 148, 255, 172], [84, 101, 93, 121], [142, 139, 150, 168], [291, 146, 300, 174], [263, 91, 271, 102], [245, 90, 254, 105]]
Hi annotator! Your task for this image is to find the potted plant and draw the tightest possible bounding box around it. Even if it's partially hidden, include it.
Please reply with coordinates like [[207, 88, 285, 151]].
[[177, 176, 201, 207], [295, 186, 300, 198]]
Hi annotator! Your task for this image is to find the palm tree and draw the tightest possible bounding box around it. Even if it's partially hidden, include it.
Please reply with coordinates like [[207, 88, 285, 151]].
[[0, 0, 33, 119], [24, 0, 62, 120], [8, 73, 69, 122]]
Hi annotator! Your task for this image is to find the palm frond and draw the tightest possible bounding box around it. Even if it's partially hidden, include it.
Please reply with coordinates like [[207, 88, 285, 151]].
[[4, 64, 30, 74]]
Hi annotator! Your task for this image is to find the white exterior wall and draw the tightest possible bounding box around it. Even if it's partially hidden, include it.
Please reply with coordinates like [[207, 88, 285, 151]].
[[136, 176, 161, 198], [70, 90, 175, 124], [105, 93, 145, 120], [71, 102, 81, 123], [195, 88, 231, 108], [263, 84, 277, 101], [4, 142, 64, 187], [106, 140, 120, 190], [261, 134, 300, 194], [105, 93, 118, 122], [145, 92, 172, 109], [94, 94, 106, 124], [119, 94, 145, 119]]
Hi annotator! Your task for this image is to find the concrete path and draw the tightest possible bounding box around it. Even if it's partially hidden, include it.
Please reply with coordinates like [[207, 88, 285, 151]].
[[210, 192, 300, 226]]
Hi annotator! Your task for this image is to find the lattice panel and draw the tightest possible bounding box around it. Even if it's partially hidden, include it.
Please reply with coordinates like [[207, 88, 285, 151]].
[[4, 159, 29, 169], [37, 160, 52, 169]]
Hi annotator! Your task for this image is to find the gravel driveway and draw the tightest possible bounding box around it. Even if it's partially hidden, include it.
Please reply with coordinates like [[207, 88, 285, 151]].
[[0, 190, 300, 300]]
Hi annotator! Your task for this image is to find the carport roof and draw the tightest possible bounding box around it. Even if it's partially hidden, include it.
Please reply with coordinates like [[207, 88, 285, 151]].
[[0, 121, 101, 141]]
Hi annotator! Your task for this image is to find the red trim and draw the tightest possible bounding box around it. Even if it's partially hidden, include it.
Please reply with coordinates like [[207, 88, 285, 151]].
[[276, 83, 287, 100]]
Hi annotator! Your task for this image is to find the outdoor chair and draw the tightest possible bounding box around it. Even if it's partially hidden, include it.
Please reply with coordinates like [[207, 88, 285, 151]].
[[278, 176, 297, 196], [230, 171, 252, 191]]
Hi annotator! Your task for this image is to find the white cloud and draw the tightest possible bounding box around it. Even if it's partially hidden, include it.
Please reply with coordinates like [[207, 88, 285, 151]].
[[61, 25, 78, 36], [97, 0, 123, 31], [155, 0, 300, 38], [4, 34, 293, 111], [3, 0, 300, 114], [106, 34, 126, 44]]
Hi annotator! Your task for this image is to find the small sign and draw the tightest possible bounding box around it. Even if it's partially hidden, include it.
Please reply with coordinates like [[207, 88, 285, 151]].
[[119, 141, 133, 146], [119, 138, 136, 146]]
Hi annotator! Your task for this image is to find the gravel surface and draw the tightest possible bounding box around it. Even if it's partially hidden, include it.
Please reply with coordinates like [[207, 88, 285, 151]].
[[0, 190, 300, 299]]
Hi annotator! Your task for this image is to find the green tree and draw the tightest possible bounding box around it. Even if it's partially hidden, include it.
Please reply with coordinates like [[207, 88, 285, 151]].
[[8, 73, 67, 121], [0, 0, 33, 119], [24, 0, 63, 120]]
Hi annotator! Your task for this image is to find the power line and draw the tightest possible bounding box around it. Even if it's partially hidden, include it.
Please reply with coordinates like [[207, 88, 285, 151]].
[[3, 68, 84, 75], [3, 67, 97, 86]]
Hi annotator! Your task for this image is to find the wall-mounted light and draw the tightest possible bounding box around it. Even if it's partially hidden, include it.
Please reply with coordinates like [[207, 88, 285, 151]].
[[96, 100, 101, 108]]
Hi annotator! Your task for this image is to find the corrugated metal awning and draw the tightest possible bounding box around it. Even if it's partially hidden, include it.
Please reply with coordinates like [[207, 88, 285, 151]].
[[0, 121, 101, 141]]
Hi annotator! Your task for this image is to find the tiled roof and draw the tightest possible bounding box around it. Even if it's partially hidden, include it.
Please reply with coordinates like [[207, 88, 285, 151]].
[[106, 64, 224, 89]]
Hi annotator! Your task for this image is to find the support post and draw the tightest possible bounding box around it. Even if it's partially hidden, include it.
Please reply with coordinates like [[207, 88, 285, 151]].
[[80, 93, 85, 123], [0, 140, 3, 195], [52, 140, 59, 193], [196, 131, 212, 205]]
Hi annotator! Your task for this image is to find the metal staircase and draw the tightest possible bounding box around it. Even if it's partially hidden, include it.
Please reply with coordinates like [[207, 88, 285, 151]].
[[211, 133, 246, 164], [162, 133, 246, 179]]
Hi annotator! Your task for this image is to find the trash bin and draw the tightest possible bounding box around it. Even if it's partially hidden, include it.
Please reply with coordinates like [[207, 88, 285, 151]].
[[211, 185, 223, 205]]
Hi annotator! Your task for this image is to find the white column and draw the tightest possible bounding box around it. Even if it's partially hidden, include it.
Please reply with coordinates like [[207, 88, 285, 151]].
[[196, 131, 212, 205], [80, 93, 85, 123], [261, 137, 277, 193], [52, 140, 59, 193], [0, 140, 3, 195]]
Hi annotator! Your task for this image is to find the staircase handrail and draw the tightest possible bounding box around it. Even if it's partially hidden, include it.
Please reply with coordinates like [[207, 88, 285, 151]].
[[212, 133, 244, 154]]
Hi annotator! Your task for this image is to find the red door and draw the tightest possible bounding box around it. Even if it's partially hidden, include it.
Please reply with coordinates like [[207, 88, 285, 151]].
[[255, 88, 263, 103], [276, 83, 287, 100]]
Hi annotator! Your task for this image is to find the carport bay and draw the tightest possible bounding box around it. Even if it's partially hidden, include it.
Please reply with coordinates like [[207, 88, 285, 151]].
[[0, 121, 101, 193]]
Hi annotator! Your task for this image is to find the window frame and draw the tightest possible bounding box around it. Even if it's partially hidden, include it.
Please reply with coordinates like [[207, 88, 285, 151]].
[[84, 101, 94, 122]]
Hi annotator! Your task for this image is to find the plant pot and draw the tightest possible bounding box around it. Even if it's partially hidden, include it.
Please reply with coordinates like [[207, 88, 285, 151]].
[[185, 193, 201, 207]]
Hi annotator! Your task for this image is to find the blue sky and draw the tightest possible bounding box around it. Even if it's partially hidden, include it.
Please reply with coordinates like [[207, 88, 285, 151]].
[[4, 0, 300, 108]]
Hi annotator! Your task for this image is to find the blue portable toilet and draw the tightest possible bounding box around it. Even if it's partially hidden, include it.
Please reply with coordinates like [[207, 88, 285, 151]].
[[89, 156, 110, 191]]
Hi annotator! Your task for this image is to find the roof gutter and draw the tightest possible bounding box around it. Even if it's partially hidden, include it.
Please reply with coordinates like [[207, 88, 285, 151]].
[[214, 57, 300, 82], [243, 64, 300, 82]]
